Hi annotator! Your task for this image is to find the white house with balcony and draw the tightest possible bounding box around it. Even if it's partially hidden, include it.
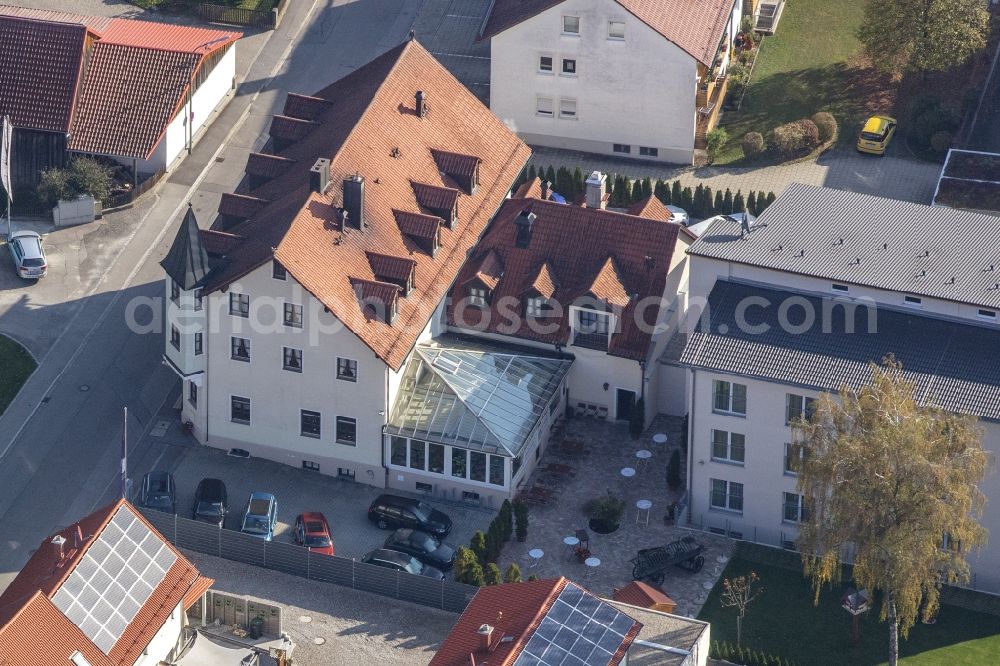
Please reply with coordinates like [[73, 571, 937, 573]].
[[661, 183, 1000, 592], [481, 0, 744, 163]]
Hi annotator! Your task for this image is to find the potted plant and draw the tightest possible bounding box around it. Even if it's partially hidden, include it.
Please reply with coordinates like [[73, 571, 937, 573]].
[[664, 502, 678, 525], [587, 492, 625, 534]]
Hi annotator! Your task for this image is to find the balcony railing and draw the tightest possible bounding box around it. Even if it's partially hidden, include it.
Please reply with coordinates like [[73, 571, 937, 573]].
[[573, 332, 609, 351]]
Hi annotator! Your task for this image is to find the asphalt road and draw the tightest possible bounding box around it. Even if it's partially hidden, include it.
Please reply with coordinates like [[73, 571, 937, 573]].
[[0, 0, 426, 594]]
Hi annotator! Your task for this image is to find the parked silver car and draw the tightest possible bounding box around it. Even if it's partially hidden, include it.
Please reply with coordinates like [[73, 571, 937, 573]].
[[7, 230, 47, 279]]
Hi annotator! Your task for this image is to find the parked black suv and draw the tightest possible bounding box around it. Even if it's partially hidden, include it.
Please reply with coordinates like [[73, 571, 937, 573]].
[[138, 471, 176, 514], [191, 478, 228, 527], [367, 494, 452, 538], [361, 548, 445, 580], [383, 528, 456, 571]]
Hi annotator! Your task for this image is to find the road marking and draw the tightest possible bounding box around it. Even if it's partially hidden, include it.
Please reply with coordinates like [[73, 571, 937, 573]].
[[0, 0, 321, 465]]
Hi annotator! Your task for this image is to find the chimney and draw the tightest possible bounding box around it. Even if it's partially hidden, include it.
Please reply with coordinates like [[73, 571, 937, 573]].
[[585, 171, 606, 209], [540, 180, 551, 200], [343, 174, 365, 229], [416, 91, 427, 118], [51, 535, 67, 563], [515, 210, 536, 248], [309, 158, 331, 194], [477, 624, 494, 652]]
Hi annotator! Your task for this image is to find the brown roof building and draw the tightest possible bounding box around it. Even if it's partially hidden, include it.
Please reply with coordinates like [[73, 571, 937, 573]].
[[0, 500, 212, 666]]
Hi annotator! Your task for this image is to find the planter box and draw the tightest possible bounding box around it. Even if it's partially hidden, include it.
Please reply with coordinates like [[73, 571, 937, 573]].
[[52, 195, 99, 228]]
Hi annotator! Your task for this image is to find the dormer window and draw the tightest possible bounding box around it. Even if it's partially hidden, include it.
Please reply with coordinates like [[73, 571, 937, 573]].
[[573, 306, 610, 351], [469, 286, 489, 307], [526, 296, 548, 317]]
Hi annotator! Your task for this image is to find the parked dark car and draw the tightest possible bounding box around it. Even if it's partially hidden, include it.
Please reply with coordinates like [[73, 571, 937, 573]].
[[361, 548, 445, 580], [138, 471, 176, 513], [367, 494, 452, 538], [383, 528, 455, 571], [191, 478, 228, 527]]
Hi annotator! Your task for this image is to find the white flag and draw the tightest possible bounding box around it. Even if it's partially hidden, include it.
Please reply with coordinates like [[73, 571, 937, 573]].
[[0, 116, 11, 203]]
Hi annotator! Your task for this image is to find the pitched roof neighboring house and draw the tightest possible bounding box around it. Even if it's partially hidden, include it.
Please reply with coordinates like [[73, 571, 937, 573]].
[[688, 183, 1000, 310], [191, 38, 531, 370], [430, 577, 642, 666], [447, 192, 686, 361], [480, 0, 734, 66], [0, 499, 212, 666], [0, 16, 92, 132], [664, 279, 1000, 421]]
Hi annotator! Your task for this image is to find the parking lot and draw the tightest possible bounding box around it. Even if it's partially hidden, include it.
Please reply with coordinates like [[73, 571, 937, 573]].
[[136, 432, 496, 561]]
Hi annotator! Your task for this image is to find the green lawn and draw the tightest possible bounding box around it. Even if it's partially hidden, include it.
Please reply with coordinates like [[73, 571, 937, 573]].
[[716, 0, 895, 164], [698, 557, 1000, 665], [0, 334, 35, 415]]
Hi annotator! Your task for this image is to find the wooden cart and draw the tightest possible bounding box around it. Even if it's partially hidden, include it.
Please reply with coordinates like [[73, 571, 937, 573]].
[[630, 536, 706, 585]]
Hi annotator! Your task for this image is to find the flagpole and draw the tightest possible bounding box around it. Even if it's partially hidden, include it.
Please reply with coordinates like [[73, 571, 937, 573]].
[[121, 407, 128, 499]]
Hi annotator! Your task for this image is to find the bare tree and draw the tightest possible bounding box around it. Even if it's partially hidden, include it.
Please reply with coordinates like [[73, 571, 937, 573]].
[[719, 571, 763, 645]]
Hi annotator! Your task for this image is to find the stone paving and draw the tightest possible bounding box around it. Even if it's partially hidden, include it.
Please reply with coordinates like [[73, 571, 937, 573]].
[[529, 145, 945, 206], [497, 415, 734, 619]]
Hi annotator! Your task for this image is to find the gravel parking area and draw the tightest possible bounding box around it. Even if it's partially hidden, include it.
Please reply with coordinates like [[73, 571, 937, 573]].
[[185, 549, 457, 665], [163, 444, 495, 560]]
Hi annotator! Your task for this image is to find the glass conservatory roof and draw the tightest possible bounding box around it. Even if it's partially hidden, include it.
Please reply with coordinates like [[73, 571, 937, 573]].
[[386, 337, 572, 456]]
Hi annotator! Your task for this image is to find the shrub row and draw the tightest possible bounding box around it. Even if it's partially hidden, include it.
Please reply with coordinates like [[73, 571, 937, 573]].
[[454, 500, 529, 586], [710, 641, 797, 666], [741, 112, 838, 161]]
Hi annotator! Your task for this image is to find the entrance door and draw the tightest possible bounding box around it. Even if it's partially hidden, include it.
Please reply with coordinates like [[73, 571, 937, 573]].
[[616, 389, 636, 421]]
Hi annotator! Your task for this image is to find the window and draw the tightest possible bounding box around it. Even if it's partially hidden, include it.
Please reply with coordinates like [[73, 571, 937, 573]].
[[428, 443, 445, 474], [639, 146, 658, 157], [170, 279, 180, 304], [904, 295, 922, 307], [832, 283, 849, 293], [336, 416, 356, 445], [302, 460, 320, 471], [536, 96, 554, 116], [470, 451, 487, 482], [451, 448, 467, 478], [300, 410, 321, 438], [783, 492, 808, 522], [712, 380, 746, 415], [613, 144, 631, 154], [711, 429, 745, 464], [574, 308, 610, 350], [785, 393, 815, 424], [337, 467, 355, 479], [561, 58, 576, 75], [469, 286, 488, 307], [409, 439, 426, 470], [390, 436, 407, 466], [559, 98, 577, 119], [784, 442, 807, 475], [188, 381, 197, 408], [231, 336, 250, 362], [272, 260, 287, 280], [229, 292, 249, 317], [562, 15, 579, 34], [231, 396, 251, 424], [489, 455, 505, 486], [608, 20, 625, 39], [978, 308, 996, 320], [283, 303, 303, 328], [170, 325, 180, 351], [539, 55, 553, 72], [710, 479, 743, 512], [194, 288, 203, 311], [337, 357, 357, 381], [283, 347, 302, 372], [526, 296, 547, 317]]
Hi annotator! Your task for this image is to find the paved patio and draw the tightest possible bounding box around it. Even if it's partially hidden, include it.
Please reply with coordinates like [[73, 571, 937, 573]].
[[498, 415, 733, 619]]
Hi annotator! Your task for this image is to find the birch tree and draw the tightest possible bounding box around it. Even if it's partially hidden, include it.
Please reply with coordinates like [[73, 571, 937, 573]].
[[792, 360, 988, 666]]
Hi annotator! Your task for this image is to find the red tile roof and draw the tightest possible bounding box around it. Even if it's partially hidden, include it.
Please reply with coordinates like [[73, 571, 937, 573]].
[[448, 194, 684, 360], [196, 39, 530, 370], [246, 152, 297, 179], [97, 18, 238, 54], [0, 5, 113, 32], [412, 181, 461, 216], [481, 0, 733, 66], [367, 251, 416, 286], [270, 114, 317, 143], [465, 248, 504, 290], [0, 16, 90, 132], [431, 577, 641, 666], [283, 92, 334, 121], [527, 261, 558, 299], [626, 195, 673, 222], [219, 192, 270, 219], [0, 500, 209, 666], [612, 581, 676, 609]]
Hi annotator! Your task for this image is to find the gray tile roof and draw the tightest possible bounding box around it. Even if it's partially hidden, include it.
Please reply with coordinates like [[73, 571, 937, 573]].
[[687, 183, 1000, 309], [663, 280, 1000, 420]]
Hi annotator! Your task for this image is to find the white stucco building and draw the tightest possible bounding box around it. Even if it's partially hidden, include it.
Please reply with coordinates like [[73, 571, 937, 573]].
[[661, 183, 1000, 591], [481, 0, 743, 164]]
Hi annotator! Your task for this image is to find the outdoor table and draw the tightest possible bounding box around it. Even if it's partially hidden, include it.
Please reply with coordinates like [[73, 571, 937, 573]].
[[585, 556, 601, 576], [620, 467, 636, 479], [635, 499, 652, 526], [635, 449, 652, 472], [652, 433, 668, 446], [563, 535, 580, 560], [529, 548, 544, 568]]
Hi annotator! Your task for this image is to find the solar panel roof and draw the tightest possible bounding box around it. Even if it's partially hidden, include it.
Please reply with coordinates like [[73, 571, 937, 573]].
[[51, 505, 176, 654], [513, 582, 640, 666]]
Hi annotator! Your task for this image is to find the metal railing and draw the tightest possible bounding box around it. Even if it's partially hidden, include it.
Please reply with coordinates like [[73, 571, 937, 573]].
[[197, 0, 290, 30], [139, 508, 477, 613]]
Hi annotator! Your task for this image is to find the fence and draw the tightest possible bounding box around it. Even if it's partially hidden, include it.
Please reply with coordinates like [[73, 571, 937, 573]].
[[138, 508, 478, 614], [197, 0, 290, 30], [102, 168, 166, 212]]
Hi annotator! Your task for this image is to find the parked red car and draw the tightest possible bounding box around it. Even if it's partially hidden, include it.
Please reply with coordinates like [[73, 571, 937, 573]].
[[293, 512, 335, 556]]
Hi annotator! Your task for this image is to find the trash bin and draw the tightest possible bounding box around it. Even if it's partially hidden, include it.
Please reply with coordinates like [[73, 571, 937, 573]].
[[248, 616, 265, 640]]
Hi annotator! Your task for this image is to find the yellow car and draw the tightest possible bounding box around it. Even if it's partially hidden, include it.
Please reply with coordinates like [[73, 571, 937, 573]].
[[856, 115, 897, 155]]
